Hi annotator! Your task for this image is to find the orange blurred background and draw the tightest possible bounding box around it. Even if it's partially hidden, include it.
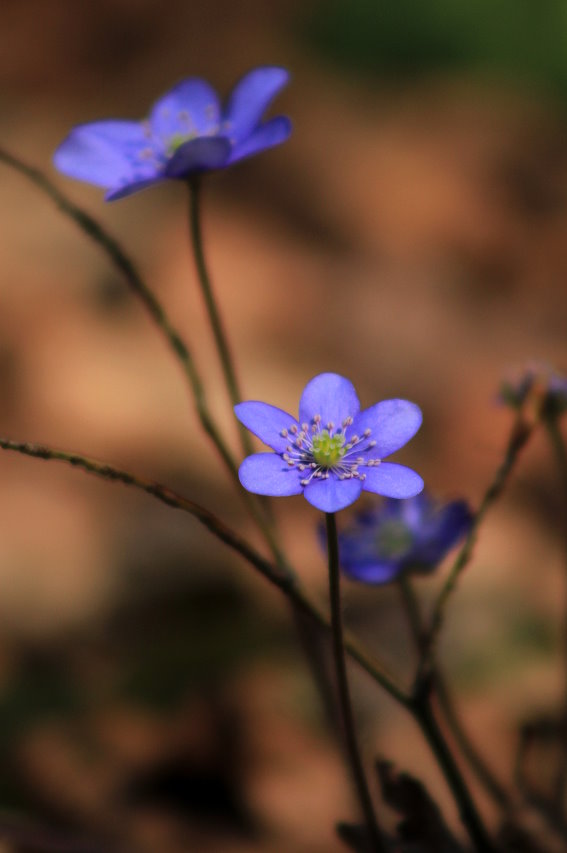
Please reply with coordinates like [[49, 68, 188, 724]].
[[0, 2, 566, 850]]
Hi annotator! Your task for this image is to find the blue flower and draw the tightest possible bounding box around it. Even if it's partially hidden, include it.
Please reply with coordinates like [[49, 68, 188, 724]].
[[336, 492, 473, 584], [53, 66, 291, 201], [235, 373, 424, 513]]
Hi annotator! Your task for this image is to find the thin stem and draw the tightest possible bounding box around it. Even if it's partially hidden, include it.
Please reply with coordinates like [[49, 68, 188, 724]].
[[545, 416, 567, 804], [0, 436, 408, 707], [187, 178, 253, 458], [325, 513, 386, 852], [411, 690, 497, 853], [398, 578, 509, 809], [417, 414, 535, 680]]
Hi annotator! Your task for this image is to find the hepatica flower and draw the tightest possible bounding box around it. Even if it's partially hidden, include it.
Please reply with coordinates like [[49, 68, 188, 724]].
[[54, 66, 291, 200], [235, 373, 424, 513], [500, 362, 567, 418], [337, 492, 473, 584]]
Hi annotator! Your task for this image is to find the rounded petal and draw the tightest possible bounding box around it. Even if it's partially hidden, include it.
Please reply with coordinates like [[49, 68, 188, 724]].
[[223, 66, 290, 143], [303, 476, 363, 513], [299, 373, 360, 429], [53, 120, 153, 188], [228, 116, 292, 164], [234, 401, 299, 452], [150, 78, 221, 139], [341, 561, 403, 585], [165, 136, 231, 177], [238, 453, 302, 497], [352, 400, 422, 459], [362, 463, 424, 499]]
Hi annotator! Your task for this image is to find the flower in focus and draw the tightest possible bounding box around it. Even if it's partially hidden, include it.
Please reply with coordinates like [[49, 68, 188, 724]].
[[235, 372, 424, 513], [54, 66, 291, 201], [335, 492, 473, 584], [500, 362, 567, 419]]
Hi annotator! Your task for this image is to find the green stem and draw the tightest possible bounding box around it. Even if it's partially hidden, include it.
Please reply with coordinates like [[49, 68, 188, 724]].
[[325, 513, 386, 852], [417, 414, 535, 680], [411, 689, 497, 853], [187, 178, 253, 458]]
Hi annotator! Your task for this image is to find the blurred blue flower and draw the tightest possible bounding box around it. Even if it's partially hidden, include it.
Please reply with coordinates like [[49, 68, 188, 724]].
[[335, 492, 473, 584], [235, 372, 424, 513], [54, 67, 291, 201], [500, 363, 567, 418]]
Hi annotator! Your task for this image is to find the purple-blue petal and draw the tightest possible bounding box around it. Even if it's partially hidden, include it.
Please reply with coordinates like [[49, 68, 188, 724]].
[[105, 175, 167, 201], [53, 120, 151, 188], [238, 453, 302, 497], [150, 78, 221, 140], [352, 400, 422, 459], [362, 463, 424, 499], [303, 476, 363, 512], [228, 116, 292, 164], [223, 66, 290, 143], [298, 373, 360, 429], [341, 561, 404, 585], [164, 136, 231, 178], [234, 401, 299, 452]]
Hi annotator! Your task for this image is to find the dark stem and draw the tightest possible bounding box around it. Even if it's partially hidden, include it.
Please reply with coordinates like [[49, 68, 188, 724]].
[[545, 417, 567, 804], [187, 178, 253, 457], [325, 513, 386, 852], [398, 578, 509, 809], [411, 689, 497, 852]]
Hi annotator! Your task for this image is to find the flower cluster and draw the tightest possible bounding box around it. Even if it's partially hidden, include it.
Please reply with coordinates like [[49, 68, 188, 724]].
[[54, 67, 291, 200], [235, 372, 424, 513], [334, 492, 473, 584]]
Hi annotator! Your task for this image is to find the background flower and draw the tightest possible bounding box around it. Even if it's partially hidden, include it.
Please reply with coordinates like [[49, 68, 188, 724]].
[[334, 492, 473, 584], [235, 372, 424, 513], [53, 66, 291, 200]]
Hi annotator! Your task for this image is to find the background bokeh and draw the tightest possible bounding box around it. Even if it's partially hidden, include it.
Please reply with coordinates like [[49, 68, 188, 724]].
[[0, 1, 567, 850]]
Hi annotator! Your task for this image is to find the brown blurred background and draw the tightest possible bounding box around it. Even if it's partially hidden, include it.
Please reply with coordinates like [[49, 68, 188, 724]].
[[0, 1, 567, 850]]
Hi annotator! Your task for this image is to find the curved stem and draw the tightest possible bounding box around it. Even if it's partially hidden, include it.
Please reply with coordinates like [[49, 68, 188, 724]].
[[418, 414, 535, 680], [411, 690, 497, 853], [398, 578, 509, 809], [187, 178, 253, 458], [325, 513, 386, 852]]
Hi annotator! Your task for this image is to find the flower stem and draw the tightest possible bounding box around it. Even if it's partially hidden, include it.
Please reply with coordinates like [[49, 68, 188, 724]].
[[398, 577, 509, 809], [325, 513, 386, 852], [187, 178, 253, 458], [410, 686, 497, 853], [417, 413, 535, 681], [544, 416, 567, 804]]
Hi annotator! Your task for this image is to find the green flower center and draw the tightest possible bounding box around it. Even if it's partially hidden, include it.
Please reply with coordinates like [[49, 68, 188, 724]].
[[375, 520, 413, 559], [168, 132, 196, 154], [311, 429, 346, 468]]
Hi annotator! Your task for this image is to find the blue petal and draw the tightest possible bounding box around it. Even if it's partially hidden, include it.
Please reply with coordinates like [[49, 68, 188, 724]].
[[341, 561, 404, 585], [105, 175, 166, 201], [228, 116, 292, 164], [238, 453, 302, 496], [362, 463, 424, 499], [165, 136, 231, 177], [234, 402, 299, 452], [54, 120, 152, 188], [352, 400, 422, 459], [223, 66, 290, 143], [298, 373, 360, 429], [303, 476, 363, 512], [150, 78, 221, 140]]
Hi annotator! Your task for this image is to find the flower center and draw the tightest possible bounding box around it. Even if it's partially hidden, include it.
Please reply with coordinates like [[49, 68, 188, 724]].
[[168, 132, 197, 154], [311, 429, 346, 468], [375, 520, 413, 559]]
